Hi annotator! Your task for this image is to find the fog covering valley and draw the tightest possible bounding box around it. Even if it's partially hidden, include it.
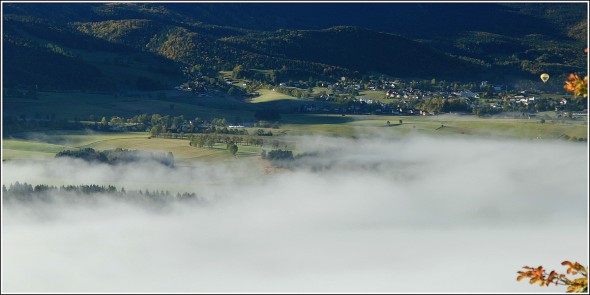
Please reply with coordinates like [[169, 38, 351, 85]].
[[2, 135, 588, 293]]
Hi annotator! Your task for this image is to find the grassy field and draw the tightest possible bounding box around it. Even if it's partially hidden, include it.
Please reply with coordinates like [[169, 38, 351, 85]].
[[2, 130, 266, 164], [3, 113, 587, 163], [249, 89, 299, 103], [357, 90, 389, 102], [312, 87, 330, 94], [85, 136, 234, 163], [3, 87, 588, 164], [279, 113, 588, 140], [2, 139, 67, 160]]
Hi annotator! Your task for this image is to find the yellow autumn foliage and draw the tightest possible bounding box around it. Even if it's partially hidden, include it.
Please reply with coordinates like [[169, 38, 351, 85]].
[[563, 48, 588, 98], [517, 261, 588, 293]]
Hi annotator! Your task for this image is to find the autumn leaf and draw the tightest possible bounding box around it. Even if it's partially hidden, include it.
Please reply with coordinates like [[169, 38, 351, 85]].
[[564, 73, 589, 98], [547, 271, 557, 286]]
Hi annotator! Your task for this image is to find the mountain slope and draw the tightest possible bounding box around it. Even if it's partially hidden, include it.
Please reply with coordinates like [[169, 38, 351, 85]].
[[3, 14, 183, 91], [2, 2, 587, 91], [3, 15, 113, 90], [220, 26, 482, 79]]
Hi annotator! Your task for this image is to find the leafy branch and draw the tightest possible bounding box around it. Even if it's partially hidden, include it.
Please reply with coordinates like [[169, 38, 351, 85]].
[[517, 261, 588, 293], [563, 48, 588, 98]]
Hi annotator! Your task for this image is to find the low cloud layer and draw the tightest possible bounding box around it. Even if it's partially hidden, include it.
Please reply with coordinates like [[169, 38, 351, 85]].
[[2, 135, 588, 293]]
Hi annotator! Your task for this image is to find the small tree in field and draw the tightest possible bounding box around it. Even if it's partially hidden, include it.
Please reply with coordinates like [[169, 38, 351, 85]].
[[228, 143, 238, 156]]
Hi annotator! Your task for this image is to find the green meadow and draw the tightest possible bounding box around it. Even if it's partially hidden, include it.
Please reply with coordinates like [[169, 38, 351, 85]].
[[4, 111, 587, 163], [249, 89, 300, 104], [2, 128, 272, 165], [280, 113, 588, 140], [3, 86, 588, 164]]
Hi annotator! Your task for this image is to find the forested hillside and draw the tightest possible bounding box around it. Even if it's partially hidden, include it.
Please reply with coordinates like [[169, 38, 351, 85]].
[[2, 2, 587, 91]]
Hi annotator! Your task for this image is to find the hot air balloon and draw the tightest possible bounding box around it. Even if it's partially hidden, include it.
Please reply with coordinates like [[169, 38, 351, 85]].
[[540, 73, 550, 83]]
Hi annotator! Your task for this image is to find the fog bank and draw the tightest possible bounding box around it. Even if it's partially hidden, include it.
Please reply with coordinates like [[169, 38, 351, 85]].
[[2, 135, 588, 293]]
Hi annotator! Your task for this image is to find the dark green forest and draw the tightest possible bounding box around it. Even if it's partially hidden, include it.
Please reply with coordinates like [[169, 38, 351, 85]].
[[55, 148, 175, 167], [3, 182, 201, 206], [2, 2, 587, 91]]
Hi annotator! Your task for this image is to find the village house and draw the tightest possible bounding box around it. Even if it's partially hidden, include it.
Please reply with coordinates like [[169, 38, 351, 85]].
[[458, 90, 479, 99]]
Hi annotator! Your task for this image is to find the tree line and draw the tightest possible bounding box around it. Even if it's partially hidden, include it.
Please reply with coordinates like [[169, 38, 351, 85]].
[[56, 148, 175, 167], [3, 182, 201, 205], [262, 149, 294, 161], [188, 134, 264, 148]]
